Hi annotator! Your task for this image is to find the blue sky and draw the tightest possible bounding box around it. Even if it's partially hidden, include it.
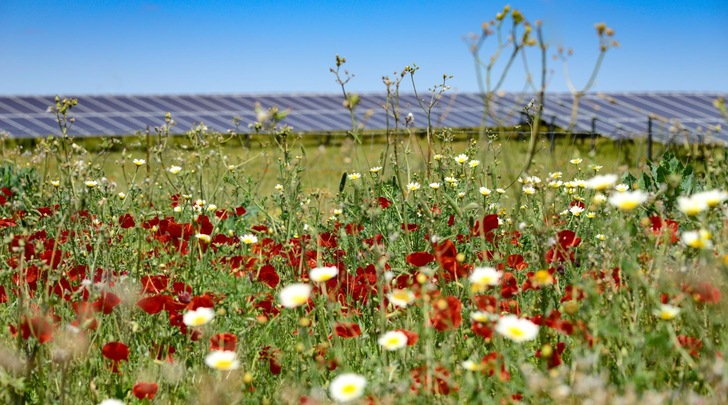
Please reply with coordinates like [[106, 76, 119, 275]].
[[1, 0, 726, 96]]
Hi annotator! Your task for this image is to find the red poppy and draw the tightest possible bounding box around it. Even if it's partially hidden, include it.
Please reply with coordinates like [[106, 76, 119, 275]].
[[132, 382, 158, 400], [92, 291, 121, 315], [318, 232, 338, 248], [406, 251, 435, 267], [195, 215, 213, 236], [471, 321, 494, 340], [20, 316, 54, 344], [481, 352, 510, 381], [433, 240, 470, 281], [260, 346, 282, 375], [72, 301, 98, 330], [210, 333, 237, 351], [430, 296, 462, 331], [536, 342, 566, 369], [378, 197, 392, 209], [410, 364, 457, 395], [251, 224, 269, 233], [560, 285, 585, 302], [396, 329, 419, 346], [140, 275, 169, 294], [188, 294, 215, 310], [677, 335, 702, 357], [684, 281, 721, 304], [471, 214, 499, 242], [151, 343, 175, 362], [137, 294, 184, 315], [119, 214, 136, 229], [506, 254, 528, 270], [102, 342, 130, 362], [334, 322, 362, 338], [257, 265, 280, 289], [545, 229, 581, 263], [500, 272, 520, 298], [647, 216, 679, 244], [102, 341, 130, 372], [401, 223, 419, 232]]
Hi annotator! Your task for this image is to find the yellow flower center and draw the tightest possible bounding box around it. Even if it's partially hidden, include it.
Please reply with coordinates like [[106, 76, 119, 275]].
[[533, 270, 554, 286], [507, 327, 524, 338], [292, 295, 307, 305], [386, 337, 400, 347], [214, 359, 233, 370], [341, 384, 357, 395], [619, 201, 639, 210]]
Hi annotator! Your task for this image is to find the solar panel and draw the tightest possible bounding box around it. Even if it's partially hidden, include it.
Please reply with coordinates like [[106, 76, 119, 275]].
[[0, 92, 725, 143]]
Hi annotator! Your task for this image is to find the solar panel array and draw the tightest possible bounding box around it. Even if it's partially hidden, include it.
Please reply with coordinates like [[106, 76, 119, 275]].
[[0, 92, 725, 144]]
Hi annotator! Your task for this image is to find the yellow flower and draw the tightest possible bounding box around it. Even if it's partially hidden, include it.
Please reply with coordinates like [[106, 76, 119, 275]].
[[279, 283, 312, 308], [85, 180, 98, 188], [347, 173, 361, 180], [549, 171, 563, 179], [183, 307, 215, 327], [654, 304, 680, 321], [205, 350, 239, 371], [240, 234, 258, 244], [461, 360, 486, 371], [387, 289, 415, 308], [469, 267, 502, 288], [693, 189, 728, 207], [585, 174, 618, 190], [614, 183, 630, 192], [454, 154, 469, 164], [495, 315, 539, 342], [532, 270, 554, 286], [608, 190, 648, 211], [329, 373, 366, 403], [309, 266, 339, 282], [548, 180, 562, 188], [195, 233, 211, 243], [133, 158, 146, 166], [50, 180, 61, 187], [681, 229, 712, 249], [677, 195, 709, 216], [377, 331, 408, 351], [406, 182, 420, 191], [470, 311, 491, 323], [168, 166, 182, 174], [479, 187, 492, 196], [570, 158, 582, 165]]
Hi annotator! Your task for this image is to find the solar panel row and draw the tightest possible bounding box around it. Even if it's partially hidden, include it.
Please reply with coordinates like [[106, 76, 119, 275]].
[[0, 92, 725, 143]]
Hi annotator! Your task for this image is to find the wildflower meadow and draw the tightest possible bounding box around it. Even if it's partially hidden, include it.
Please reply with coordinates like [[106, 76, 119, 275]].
[[2, 7, 728, 405]]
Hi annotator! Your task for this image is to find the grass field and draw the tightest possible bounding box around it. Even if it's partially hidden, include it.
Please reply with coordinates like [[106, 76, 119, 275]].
[[2, 124, 728, 404], [3, 128, 655, 197]]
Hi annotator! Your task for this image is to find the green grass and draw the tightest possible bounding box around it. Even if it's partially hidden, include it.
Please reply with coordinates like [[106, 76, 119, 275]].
[[4, 130, 651, 199], [1, 127, 728, 404]]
